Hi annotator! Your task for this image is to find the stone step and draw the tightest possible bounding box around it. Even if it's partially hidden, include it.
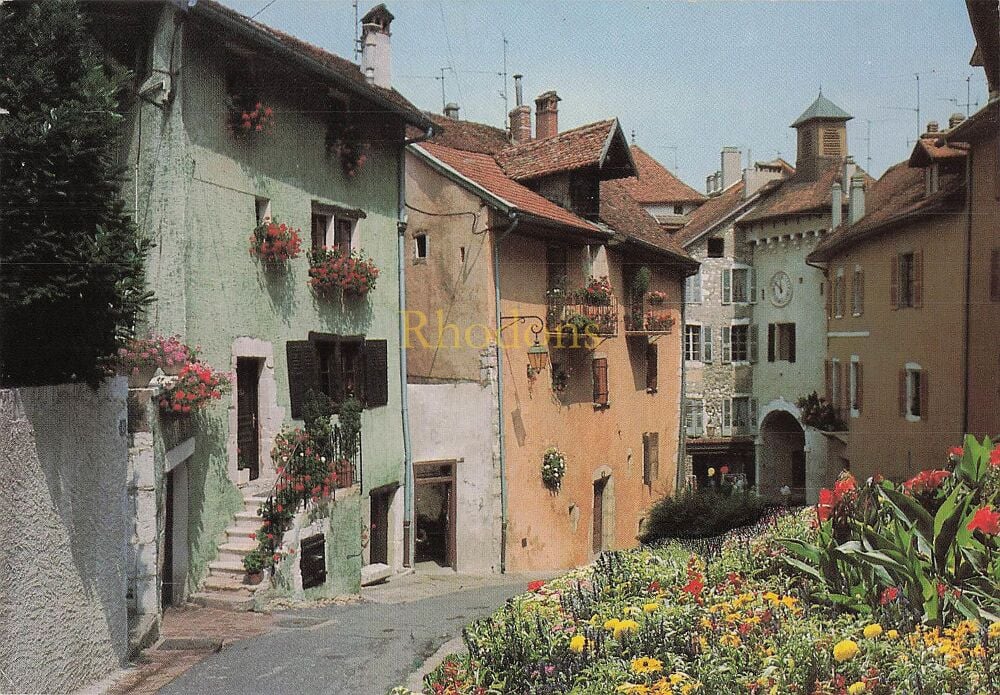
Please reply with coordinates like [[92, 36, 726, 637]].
[[208, 559, 247, 577], [202, 575, 256, 595], [190, 591, 254, 612], [219, 541, 256, 555], [226, 526, 260, 542]]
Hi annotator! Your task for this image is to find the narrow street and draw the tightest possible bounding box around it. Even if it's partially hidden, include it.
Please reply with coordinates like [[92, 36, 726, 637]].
[[157, 572, 533, 695]]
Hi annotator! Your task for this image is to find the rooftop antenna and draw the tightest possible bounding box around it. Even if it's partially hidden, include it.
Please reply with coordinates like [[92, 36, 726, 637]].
[[437, 67, 450, 113], [864, 119, 872, 172], [353, 0, 360, 62], [630, 129, 636, 145], [915, 73, 921, 141], [500, 34, 509, 125]]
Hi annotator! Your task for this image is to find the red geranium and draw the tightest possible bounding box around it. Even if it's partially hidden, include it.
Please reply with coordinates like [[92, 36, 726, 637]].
[[527, 580, 545, 592], [880, 586, 899, 605]]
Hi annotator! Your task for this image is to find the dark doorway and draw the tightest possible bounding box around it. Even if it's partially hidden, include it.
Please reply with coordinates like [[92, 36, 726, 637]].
[[759, 409, 807, 502], [414, 461, 456, 567], [300, 534, 327, 589], [369, 485, 395, 566], [236, 357, 263, 481], [593, 477, 607, 554], [161, 469, 175, 608], [791, 450, 807, 489]]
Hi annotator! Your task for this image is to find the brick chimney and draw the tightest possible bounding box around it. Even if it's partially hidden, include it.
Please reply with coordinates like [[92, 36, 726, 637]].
[[948, 113, 965, 129], [509, 74, 532, 144], [534, 91, 561, 140], [360, 4, 393, 88], [925, 120, 939, 134], [721, 147, 741, 190], [444, 102, 460, 119]]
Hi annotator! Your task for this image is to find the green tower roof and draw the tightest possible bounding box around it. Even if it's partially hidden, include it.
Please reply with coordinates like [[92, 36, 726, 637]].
[[791, 92, 853, 128]]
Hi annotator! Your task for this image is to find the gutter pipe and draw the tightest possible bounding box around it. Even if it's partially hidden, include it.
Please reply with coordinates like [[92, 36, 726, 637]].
[[961, 150, 973, 435]]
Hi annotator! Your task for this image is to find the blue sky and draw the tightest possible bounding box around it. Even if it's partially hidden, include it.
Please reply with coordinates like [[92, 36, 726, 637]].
[[220, 0, 984, 186]]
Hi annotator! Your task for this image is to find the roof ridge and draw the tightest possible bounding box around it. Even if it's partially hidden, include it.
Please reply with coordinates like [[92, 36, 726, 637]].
[[504, 118, 617, 153]]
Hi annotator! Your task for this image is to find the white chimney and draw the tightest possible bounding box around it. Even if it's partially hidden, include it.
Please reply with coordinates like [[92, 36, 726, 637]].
[[360, 4, 393, 88], [831, 182, 843, 228], [848, 173, 865, 225], [948, 113, 965, 129], [444, 102, 460, 119], [721, 147, 741, 190]]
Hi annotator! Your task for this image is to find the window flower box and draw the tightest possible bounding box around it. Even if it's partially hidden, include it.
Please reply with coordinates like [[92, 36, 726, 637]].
[[249, 220, 302, 267], [118, 334, 200, 385], [307, 247, 380, 299], [158, 362, 231, 415]]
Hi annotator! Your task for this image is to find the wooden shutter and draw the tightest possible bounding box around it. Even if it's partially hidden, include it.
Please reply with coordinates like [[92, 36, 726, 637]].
[[749, 268, 758, 304], [722, 399, 732, 436], [825, 279, 833, 318], [592, 357, 609, 406], [919, 369, 929, 419], [721, 326, 732, 364], [767, 324, 776, 362], [898, 369, 907, 417], [912, 250, 924, 308], [841, 365, 849, 416], [364, 339, 389, 407], [749, 325, 759, 363], [750, 397, 759, 432], [858, 269, 865, 315], [890, 255, 899, 309], [788, 325, 797, 363], [991, 249, 1000, 302], [645, 342, 658, 392], [643, 432, 659, 484], [286, 340, 320, 419], [702, 325, 713, 363], [825, 360, 833, 403], [856, 362, 863, 413], [838, 274, 847, 317], [694, 271, 702, 303], [722, 268, 732, 304]]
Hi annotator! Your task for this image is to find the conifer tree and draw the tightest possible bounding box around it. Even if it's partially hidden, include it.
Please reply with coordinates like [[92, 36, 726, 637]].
[[0, 0, 152, 387]]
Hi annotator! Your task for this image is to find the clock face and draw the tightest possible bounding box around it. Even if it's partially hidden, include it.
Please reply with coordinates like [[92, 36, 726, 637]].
[[770, 271, 793, 307]]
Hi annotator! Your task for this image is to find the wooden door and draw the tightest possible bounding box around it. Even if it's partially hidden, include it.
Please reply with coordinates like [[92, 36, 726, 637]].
[[593, 478, 606, 554], [162, 470, 174, 608], [236, 358, 262, 481], [369, 487, 392, 565]]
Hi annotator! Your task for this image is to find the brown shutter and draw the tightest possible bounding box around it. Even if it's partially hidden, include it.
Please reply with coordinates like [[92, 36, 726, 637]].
[[642, 433, 652, 485], [645, 342, 658, 392], [890, 255, 899, 309], [841, 365, 849, 417], [920, 369, 929, 419], [364, 339, 389, 407], [825, 360, 833, 402], [899, 369, 907, 417], [991, 249, 1000, 302], [856, 362, 863, 413], [650, 432, 659, 481], [767, 323, 776, 362], [838, 275, 847, 317], [592, 357, 609, 406], [913, 250, 924, 308], [286, 340, 320, 419], [825, 279, 833, 318], [858, 269, 865, 315]]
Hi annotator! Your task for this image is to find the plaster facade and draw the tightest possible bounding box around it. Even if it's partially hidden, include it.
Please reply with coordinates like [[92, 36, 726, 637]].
[[0, 379, 129, 694]]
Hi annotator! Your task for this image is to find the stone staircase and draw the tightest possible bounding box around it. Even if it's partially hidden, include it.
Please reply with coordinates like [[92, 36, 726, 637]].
[[190, 481, 274, 611]]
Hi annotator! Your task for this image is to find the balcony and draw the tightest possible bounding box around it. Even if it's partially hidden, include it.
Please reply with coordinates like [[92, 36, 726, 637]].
[[546, 291, 619, 340], [624, 302, 675, 335]]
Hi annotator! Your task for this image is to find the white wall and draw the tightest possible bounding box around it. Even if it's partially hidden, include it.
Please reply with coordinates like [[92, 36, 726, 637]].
[[0, 379, 129, 694], [407, 381, 502, 574]]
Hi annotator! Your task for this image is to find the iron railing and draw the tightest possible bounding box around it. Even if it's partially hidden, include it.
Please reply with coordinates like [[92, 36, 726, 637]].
[[624, 300, 674, 335], [546, 292, 619, 338]]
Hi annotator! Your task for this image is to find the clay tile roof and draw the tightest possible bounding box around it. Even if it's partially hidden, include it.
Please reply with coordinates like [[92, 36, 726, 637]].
[[739, 160, 874, 225], [193, 0, 430, 129], [415, 142, 599, 233], [908, 137, 969, 167], [808, 161, 965, 262], [674, 181, 750, 247], [598, 181, 697, 265], [420, 113, 510, 155], [496, 119, 626, 180], [618, 146, 706, 205]]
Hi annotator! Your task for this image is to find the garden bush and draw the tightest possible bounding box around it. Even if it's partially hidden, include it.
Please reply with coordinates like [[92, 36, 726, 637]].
[[639, 489, 771, 543]]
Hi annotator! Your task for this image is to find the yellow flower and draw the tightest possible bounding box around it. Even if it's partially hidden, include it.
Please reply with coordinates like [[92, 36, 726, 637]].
[[569, 635, 586, 653], [680, 685, 696, 695], [617, 685, 648, 694], [631, 657, 663, 675], [708, 467, 716, 476], [719, 633, 742, 647], [699, 617, 713, 629], [604, 618, 621, 631], [989, 622, 1000, 639], [669, 673, 685, 685], [780, 595, 798, 609], [833, 639, 860, 662], [863, 624, 883, 639], [762, 591, 780, 605], [643, 601, 661, 613], [886, 629, 899, 640], [847, 682, 867, 694], [614, 619, 640, 639], [972, 645, 986, 658]]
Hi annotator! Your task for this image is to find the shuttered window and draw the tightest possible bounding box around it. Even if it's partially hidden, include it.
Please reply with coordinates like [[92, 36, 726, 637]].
[[364, 339, 389, 407], [894, 252, 923, 308], [852, 268, 864, 316], [645, 342, 658, 392], [286, 341, 320, 419], [642, 432, 659, 485], [592, 357, 609, 406], [702, 325, 714, 363], [991, 249, 1000, 302], [685, 399, 704, 436], [286, 335, 389, 417], [685, 271, 703, 304], [901, 366, 928, 420]]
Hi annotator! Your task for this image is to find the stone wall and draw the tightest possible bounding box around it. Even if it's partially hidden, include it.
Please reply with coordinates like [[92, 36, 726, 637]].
[[0, 379, 129, 694]]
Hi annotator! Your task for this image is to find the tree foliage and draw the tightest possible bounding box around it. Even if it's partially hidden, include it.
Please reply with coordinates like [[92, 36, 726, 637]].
[[0, 0, 152, 387]]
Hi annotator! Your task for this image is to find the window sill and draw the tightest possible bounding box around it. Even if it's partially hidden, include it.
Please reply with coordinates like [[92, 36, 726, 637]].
[[412, 258, 427, 265], [905, 413, 922, 423], [646, 388, 657, 395], [593, 403, 611, 411], [851, 409, 860, 419]]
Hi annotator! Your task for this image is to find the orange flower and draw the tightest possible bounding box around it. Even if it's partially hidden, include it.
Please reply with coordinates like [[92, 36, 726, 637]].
[[968, 506, 1000, 535]]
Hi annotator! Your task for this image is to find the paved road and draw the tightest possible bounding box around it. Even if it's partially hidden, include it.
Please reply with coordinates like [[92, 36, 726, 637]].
[[160, 573, 530, 695]]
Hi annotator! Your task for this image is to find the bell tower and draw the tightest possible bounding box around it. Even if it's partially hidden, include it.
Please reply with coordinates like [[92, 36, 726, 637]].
[[791, 91, 852, 179]]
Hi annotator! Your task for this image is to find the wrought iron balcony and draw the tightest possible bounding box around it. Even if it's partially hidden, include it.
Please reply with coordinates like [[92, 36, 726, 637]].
[[624, 302, 675, 335], [546, 290, 619, 339]]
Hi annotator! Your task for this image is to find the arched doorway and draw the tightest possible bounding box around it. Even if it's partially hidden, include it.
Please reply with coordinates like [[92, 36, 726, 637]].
[[757, 409, 806, 503]]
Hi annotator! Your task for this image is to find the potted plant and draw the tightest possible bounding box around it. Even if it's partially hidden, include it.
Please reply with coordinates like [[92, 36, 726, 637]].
[[158, 362, 231, 415], [249, 219, 302, 267], [645, 311, 674, 332], [242, 548, 267, 585], [647, 290, 667, 305], [542, 447, 567, 491], [118, 334, 199, 385], [325, 106, 369, 178], [580, 276, 613, 306], [307, 247, 380, 299]]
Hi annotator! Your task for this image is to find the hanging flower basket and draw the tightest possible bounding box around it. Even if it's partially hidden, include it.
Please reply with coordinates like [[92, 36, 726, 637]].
[[647, 290, 667, 306], [325, 108, 369, 178], [542, 447, 567, 491], [229, 99, 274, 139], [158, 362, 231, 415], [307, 247, 380, 299], [118, 334, 200, 385], [249, 220, 302, 267]]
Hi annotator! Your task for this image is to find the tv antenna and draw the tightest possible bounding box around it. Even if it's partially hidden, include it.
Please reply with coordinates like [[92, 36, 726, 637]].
[[353, 0, 360, 61], [500, 34, 509, 125]]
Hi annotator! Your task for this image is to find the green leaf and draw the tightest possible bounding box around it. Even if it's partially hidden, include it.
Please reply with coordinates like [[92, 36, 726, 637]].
[[933, 483, 968, 573]]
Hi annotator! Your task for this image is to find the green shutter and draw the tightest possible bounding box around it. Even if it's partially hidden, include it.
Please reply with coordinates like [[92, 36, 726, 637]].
[[364, 339, 389, 407], [286, 340, 320, 419]]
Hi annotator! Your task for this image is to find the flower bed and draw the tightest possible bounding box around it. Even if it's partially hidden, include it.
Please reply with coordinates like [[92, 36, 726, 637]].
[[403, 437, 1000, 694]]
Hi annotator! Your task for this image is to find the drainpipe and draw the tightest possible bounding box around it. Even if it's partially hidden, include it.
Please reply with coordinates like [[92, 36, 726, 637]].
[[676, 288, 688, 493], [961, 150, 973, 435], [493, 213, 520, 573], [399, 125, 434, 568]]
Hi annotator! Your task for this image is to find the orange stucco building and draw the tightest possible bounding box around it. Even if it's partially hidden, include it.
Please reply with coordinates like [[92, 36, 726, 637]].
[[403, 98, 696, 573]]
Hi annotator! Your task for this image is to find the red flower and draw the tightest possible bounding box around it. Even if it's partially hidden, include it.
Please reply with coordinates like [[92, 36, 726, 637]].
[[990, 449, 1000, 467], [949, 446, 964, 458], [527, 580, 545, 592], [817, 488, 836, 522], [833, 476, 856, 496], [681, 575, 704, 597], [720, 466, 730, 475], [937, 582, 947, 599], [880, 586, 899, 605], [967, 506, 1000, 535], [903, 469, 951, 494]]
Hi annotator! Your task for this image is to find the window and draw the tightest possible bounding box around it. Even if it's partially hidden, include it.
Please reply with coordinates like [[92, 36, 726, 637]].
[[414, 233, 428, 260], [900, 364, 927, 421], [852, 267, 864, 316], [684, 271, 702, 304], [285, 335, 389, 418], [722, 396, 757, 436], [673, 204, 684, 215], [821, 127, 842, 156], [991, 249, 1000, 302], [684, 325, 702, 362], [849, 357, 863, 417], [722, 266, 756, 305], [892, 251, 923, 309], [685, 398, 704, 436], [645, 342, 658, 392], [723, 324, 757, 363], [311, 204, 360, 254], [827, 359, 843, 415], [642, 432, 659, 484], [707, 238, 725, 258], [255, 197, 271, 225], [592, 356, 609, 407], [546, 246, 568, 292], [767, 323, 796, 362], [833, 268, 845, 318]]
